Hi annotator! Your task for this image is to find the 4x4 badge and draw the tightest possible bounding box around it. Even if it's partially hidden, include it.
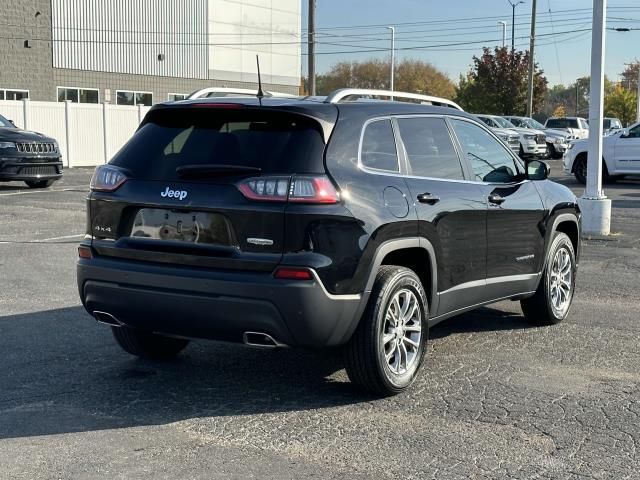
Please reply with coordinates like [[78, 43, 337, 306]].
[[161, 187, 188, 200]]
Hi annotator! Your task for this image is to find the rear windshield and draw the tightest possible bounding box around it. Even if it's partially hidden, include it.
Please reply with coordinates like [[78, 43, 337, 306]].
[[546, 118, 578, 129], [110, 108, 326, 181]]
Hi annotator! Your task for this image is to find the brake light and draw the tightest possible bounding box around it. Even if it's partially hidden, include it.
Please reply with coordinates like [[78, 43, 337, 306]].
[[273, 267, 313, 280], [237, 175, 339, 204], [78, 245, 93, 259], [90, 165, 128, 192], [289, 176, 339, 204], [191, 103, 244, 109]]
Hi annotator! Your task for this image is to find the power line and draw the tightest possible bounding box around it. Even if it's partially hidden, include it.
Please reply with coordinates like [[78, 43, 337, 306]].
[[547, 0, 564, 84]]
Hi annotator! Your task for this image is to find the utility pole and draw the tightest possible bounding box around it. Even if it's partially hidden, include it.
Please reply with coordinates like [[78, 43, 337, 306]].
[[623, 62, 640, 123], [308, 0, 316, 96], [498, 21, 507, 48], [508, 1, 524, 50], [387, 26, 395, 97], [526, 0, 537, 117], [575, 83, 579, 116], [578, 0, 611, 236]]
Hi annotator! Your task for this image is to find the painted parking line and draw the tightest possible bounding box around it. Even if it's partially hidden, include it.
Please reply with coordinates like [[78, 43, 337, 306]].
[[0, 234, 84, 245], [0, 186, 88, 197]]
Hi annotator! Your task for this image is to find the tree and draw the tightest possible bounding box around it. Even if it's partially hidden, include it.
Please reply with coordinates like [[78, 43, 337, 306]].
[[314, 58, 456, 98], [605, 85, 637, 126], [455, 47, 547, 115], [539, 76, 615, 120], [621, 61, 640, 92], [552, 105, 566, 117]]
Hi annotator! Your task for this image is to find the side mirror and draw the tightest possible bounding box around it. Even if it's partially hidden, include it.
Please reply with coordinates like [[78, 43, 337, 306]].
[[8, 119, 15, 126], [526, 160, 550, 181]]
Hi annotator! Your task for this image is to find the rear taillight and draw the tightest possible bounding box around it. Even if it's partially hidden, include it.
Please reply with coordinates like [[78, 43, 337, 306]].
[[90, 165, 128, 192], [237, 175, 339, 204], [273, 267, 313, 280], [78, 245, 93, 259]]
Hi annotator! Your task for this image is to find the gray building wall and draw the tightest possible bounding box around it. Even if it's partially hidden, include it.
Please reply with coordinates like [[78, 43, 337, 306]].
[[0, 0, 300, 103]]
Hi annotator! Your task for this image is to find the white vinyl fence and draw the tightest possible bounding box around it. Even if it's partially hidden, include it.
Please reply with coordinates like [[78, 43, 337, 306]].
[[0, 99, 150, 168]]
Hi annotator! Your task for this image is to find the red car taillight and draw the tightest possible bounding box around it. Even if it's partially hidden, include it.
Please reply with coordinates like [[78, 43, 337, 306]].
[[237, 175, 339, 204], [90, 165, 128, 192]]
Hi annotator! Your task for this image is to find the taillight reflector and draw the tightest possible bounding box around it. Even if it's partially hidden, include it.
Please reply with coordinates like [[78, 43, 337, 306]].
[[78, 245, 93, 259], [273, 267, 313, 280]]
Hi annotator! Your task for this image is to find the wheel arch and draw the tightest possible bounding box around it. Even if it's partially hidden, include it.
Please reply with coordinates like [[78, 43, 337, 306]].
[[363, 238, 438, 315], [545, 214, 581, 270]]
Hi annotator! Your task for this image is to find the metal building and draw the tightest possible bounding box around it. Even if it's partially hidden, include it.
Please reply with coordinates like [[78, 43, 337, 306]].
[[0, 0, 302, 104]]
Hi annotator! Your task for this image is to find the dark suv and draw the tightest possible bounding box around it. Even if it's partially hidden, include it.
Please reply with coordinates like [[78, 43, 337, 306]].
[[77, 89, 581, 395], [0, 113, 63, 188]]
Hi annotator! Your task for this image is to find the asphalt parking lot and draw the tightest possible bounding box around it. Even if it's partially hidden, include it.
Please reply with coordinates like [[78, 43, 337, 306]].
[[1, 163, 639, 480]]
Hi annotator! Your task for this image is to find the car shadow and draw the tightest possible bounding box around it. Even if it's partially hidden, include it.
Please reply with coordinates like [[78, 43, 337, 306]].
[[0, 304, 537, 440], [430, 305, 534, 340]]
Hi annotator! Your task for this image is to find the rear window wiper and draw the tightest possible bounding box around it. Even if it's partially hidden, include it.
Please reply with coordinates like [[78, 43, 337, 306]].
[[176, 164, 262, 178]]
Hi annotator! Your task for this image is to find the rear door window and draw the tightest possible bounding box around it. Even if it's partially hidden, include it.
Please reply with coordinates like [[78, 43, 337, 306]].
[[397, 117, 464, 180], [360, 119, 399, 172], [110, 108, 326, 181]]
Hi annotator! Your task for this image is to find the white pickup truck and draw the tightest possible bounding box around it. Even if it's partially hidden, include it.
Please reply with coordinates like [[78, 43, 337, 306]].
[[564, 122, 640, 183]]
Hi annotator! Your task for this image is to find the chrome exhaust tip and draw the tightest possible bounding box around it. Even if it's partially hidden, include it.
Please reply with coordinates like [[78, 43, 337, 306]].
[[242, 331, 288, 349], [93, 311, 124, 327]]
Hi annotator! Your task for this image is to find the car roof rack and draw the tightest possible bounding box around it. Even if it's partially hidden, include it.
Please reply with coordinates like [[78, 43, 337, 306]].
[[323, 88, 463, 111], [187, 87, 299, 100]]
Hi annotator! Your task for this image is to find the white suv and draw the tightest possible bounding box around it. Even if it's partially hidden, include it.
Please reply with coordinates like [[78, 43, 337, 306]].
[[477, 114, 547, 158], [545, 117, 589, 140], [564, 122, 640, 183]]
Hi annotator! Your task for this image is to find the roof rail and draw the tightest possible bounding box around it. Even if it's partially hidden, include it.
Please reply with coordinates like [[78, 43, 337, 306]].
[[324, 88, 463, 111], [187, 87, 298, 100]]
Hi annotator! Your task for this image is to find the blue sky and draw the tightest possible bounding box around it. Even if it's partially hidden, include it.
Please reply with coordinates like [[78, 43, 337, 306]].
[[301, 0, 640, 87]]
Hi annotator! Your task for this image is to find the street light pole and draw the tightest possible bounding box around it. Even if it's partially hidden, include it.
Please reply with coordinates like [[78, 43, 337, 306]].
[[578, 0, 611, 236], [387, 26, 395, 99], [508, 0, 524, 50], [498, 21, 507, 48]]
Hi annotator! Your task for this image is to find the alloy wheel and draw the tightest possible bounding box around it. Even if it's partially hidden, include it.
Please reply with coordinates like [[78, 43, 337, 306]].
[[382, 288, 423, 375], [549, 247, 573, 317]]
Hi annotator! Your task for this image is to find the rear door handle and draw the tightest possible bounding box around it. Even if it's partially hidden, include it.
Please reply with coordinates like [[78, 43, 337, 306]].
[[488, 193, 506, 205], [417, 193, 440, 205]]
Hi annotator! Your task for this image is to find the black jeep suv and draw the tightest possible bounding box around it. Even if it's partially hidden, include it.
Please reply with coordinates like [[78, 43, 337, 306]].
[[0, 113, 63, 188], [77, 90, 580, 395]]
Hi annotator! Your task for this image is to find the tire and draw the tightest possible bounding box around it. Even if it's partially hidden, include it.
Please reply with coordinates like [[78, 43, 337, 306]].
[[521, 232, 576, 325], [574, 155, 612, 185], [25, 179, 55, 189], [574, 155, 587, 184], [343, 266, 428, 396], [112, 326, 190, 359]]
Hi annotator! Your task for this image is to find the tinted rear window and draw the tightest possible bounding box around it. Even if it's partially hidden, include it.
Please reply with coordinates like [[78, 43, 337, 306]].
[[546, 118, 578, 129], [110, 108, 326, 181]]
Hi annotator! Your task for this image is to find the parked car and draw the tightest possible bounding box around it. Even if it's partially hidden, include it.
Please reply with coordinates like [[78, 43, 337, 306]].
[[77, 88, 581, 396], [544, 117, 589, 140], [603, 117, 623, 135], [475, 121, 520, 155], [0, 113, 62, 188], [564, 121, 640, 184], [476, 114, 547, 158], [503, 115, 570, 159]]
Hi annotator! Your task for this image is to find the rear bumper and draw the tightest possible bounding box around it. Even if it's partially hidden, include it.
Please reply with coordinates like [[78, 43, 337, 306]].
[[77, 253, 364, 348], [0, 158, 63, 181]]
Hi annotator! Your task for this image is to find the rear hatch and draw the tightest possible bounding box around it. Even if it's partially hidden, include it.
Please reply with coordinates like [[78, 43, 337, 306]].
[[89, 105, 332, 271]]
